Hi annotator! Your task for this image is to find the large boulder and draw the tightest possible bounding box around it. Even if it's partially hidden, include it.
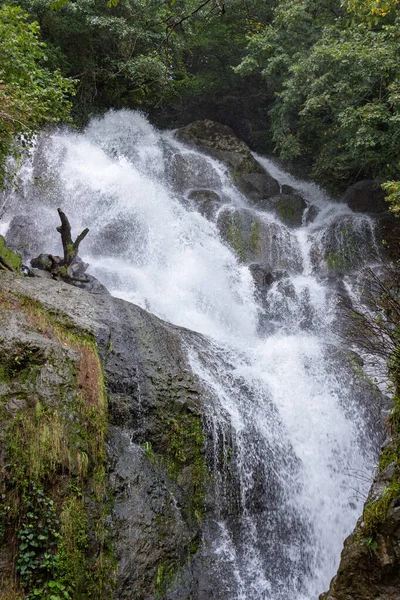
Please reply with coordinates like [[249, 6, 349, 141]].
[[167, 151, 223, 194], [5, 215, 43, 262], [268, 193, 307, 227], [217, 206, 303, 272], [310, 214, 378, 275], [176, 120, 280, 205], [0, 272, 212, 600], [187, 189, 223, 220], [341, 180, 388, 213]]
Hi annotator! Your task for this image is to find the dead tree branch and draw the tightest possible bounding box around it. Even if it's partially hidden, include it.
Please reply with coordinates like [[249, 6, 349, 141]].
[[56, 208, 89, 266]]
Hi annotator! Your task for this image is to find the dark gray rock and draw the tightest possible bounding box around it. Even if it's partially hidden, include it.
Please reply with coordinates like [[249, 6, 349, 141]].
[[176, 120, 280, 205], [69, 272, 109, 294], [5, 215, 42, 262], [269, 193, 307, 227], [341, 180, 388, 213], [30, 253, 53, 271], [167, 152, 223, 194], [0, 272, 211, 600], [320, 462, 400, 600], [310, 214, 379, 275], [238, 172, 280, 206], [217, 206, 303, 272], [89, 215, 147, 259], [187, 189, 222, 220], [248, 263, 274, 289], [304, 204, 320, 224]]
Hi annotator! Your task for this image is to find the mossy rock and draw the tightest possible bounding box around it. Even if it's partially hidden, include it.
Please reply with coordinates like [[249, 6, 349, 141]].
[[0, 235, 22, 272], [269, 193, 307, 227], [176, 120, 280, 204]]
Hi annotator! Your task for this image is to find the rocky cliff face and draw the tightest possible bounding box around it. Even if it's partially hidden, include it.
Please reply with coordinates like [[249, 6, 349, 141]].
[[0, 271, 215, 599], [320, 458, 400, 600]]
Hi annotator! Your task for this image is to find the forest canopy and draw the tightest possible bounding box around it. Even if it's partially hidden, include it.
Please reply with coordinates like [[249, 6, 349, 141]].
[[0, 0, 399, 204], [0, 4, 74, 186]]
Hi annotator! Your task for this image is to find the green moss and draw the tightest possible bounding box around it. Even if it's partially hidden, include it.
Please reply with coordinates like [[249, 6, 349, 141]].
[[155, 561, 181, 598], [362, 477, 400, 538], [379, 444, 397, 472], [162, 411, 208, 523], [361, 394, 400, 545], [0, 235, 22, 272], [325, 251, 348, 272], [0, 290, 114, 598], [279, 204, 294, 220], [226, 224, 246, 262], [249, 220, 260, 253]]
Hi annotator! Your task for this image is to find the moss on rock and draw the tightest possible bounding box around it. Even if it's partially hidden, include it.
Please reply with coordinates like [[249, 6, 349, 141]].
[[0, 286, 115, 599], [0, 236, 21, 272]]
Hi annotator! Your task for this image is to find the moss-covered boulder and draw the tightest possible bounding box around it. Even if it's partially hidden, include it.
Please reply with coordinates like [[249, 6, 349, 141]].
[[217, 206, 302, 272], [0, 234, 22, 272], [187, 188, 222, 220], [310, 215, 378, 275], [176, 120, 280, 205], [269, 193, 307, 227], [0, 278, 112, 598], [0, 271, 213, 600]]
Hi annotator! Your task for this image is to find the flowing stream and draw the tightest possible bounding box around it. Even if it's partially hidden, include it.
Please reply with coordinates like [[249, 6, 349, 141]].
[[3, 110, 384, 599]]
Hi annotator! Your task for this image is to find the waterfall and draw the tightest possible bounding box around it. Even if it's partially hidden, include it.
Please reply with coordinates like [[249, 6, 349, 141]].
[[3, 110, 384, 599]]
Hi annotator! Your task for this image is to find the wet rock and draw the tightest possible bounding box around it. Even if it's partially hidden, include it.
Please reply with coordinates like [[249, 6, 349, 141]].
[[168, 152, 222, 194], [248, 263, 274, 289], [89, 215, 147, 259], [176, 120, 279, 204], [217, 206, 302, 272], [304, 204, 320, 224], [269, 193, 307, 227], [281, 184, 296, 195], [69, 272, 109, 294], [320, 463, 400, 600], [30, 252, 53, 271], [238, 173, 280, 207], [0, 272, 211, 600], [187, 189, 222, 220], [5, 215, 42, 262], [341, 180, 388, 214], [310, 214, 378, 275]]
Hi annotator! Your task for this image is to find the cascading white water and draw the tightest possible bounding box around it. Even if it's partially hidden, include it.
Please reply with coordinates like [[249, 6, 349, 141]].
[[3, 110, 383, 599]]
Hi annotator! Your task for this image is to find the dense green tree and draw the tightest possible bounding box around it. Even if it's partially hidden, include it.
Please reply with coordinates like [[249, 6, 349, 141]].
[[236, 0, 400, 190], [0, 4, 74, 187]]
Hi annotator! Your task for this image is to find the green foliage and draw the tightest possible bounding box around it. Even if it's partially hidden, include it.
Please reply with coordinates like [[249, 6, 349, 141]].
[[0, 235, 22, 271], [382, 180, 400, 215], [362, 478, 400, 538], [236, 0, 400, 188], [0, 5, 74, 187]]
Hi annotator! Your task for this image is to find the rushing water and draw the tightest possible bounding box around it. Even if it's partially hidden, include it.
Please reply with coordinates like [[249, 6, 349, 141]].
[[3, 110, 384, 599]]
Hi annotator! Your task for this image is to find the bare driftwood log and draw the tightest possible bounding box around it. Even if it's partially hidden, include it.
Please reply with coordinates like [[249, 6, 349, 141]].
[[56, 208, 89, 267], [31, 209, 90, 283]]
